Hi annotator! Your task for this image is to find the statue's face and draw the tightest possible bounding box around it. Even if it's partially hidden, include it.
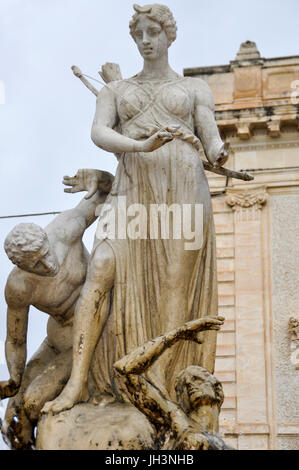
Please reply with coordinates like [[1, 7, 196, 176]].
[[133, 14, 169, 60], [184, 372, 205, 410], [16, 238, 59, 276], [182, 369, 217, 411]]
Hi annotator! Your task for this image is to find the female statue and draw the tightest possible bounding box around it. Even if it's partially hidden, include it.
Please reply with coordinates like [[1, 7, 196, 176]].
[[43, 3, 228, 414]]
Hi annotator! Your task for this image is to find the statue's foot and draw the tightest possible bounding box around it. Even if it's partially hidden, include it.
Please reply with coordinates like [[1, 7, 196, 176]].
[[41, 382, 89, 414]]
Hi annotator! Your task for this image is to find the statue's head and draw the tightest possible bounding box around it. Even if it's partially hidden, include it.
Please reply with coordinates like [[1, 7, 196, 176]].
[[175, 366, 224, 414], [129, 4, 177, 59], [4, 223, 58, 276]]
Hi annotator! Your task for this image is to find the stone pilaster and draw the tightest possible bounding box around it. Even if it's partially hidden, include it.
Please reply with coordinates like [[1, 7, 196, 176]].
[[225, 187, 269, 449]]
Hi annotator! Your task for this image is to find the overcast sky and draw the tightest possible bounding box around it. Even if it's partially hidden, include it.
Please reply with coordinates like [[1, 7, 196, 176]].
[[0, 0, 299, 449]]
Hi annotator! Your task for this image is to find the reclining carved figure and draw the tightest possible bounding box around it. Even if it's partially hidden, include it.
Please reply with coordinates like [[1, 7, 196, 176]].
[[114, 316, 230, 450], [35, 317, 229, 450]]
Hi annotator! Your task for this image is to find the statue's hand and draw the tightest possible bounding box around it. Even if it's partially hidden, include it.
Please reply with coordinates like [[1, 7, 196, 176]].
[[63, 169, 114, 199], [99, 63, 123, 84], [213, 142, 229, 168], [0, 379, 19, 399], [178, 317, 225, 344], [139, 126, 180, 152]]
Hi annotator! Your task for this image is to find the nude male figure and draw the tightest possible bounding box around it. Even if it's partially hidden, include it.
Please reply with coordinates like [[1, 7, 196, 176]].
[[0, 169, 113, 449], [114, 316, 229, 450]]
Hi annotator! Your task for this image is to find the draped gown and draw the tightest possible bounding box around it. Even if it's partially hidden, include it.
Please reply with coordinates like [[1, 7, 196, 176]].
[[90, 76, 218, 401]]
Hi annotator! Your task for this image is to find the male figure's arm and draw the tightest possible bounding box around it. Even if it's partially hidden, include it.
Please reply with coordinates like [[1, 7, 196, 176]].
[[0, 273, 30, 399], [63, 168, 114, 228], [113, 318, 224, 429], [114, 317, 223, 376], [113, 321, 194, 428], [48, 169, 114, 244]]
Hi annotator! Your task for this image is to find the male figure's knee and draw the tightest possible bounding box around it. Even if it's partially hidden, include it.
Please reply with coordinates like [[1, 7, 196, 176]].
[[87, 244, 115, 285]]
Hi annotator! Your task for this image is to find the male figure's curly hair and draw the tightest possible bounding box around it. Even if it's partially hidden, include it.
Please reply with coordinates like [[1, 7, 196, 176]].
[[129, 4, 177, 45], [4, 223, 47, 265]]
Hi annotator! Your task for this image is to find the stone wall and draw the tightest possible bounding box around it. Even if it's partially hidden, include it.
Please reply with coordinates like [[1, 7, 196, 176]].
[[185, 42, 299, 449], [271, 195, 299, 450]]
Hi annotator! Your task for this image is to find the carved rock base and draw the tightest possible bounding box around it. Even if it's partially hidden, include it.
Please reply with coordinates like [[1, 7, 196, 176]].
[[36, 402, 156, 450]]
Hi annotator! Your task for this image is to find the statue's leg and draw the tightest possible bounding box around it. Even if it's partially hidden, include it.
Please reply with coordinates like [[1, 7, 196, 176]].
[[153, 244, 198, 390], [160, 243, 196, 331], [23, 347, 72, 422], [3, 338, 57, 449], [42, 241, 115, 414]]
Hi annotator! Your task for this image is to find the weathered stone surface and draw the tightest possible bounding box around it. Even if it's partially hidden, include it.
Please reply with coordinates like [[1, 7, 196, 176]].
[[36, 402, 156, 450], [1, 3, 231, 451], [271, 195, 299, 435], [186, 43, 299, 450]]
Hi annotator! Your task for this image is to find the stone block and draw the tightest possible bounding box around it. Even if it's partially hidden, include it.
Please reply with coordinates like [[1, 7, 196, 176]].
[[216, 247, 234, 258], [217, 271, 235, 282], [218, 295, 235, 307]]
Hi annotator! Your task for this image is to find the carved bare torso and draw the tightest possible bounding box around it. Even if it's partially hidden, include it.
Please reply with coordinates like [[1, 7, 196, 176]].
[[32, 242, 88, 322], [5, 213, 90, 325]]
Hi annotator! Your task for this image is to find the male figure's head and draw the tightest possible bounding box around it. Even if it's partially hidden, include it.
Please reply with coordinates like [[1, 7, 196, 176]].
[[175, 366, 224, 433], [4, 223, 58, 276]]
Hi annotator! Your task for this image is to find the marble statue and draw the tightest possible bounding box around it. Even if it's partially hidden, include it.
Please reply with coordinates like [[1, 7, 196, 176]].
[[113, 316, 230, 450], [0, 169, 113, 449], [1, 3, 235, 450], [36, 318, 229, 450], [42, 2, 228, 416]]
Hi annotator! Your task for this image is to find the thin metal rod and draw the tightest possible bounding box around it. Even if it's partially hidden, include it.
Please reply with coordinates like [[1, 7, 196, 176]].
[[0, 212, 61, 220]]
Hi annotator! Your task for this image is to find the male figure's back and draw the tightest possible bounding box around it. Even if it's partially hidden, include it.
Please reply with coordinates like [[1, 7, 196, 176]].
[[1, 169, 113, 449]]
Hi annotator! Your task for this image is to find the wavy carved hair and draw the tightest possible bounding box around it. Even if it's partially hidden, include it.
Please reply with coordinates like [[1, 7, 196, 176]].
[[129, 3, 177, 45]]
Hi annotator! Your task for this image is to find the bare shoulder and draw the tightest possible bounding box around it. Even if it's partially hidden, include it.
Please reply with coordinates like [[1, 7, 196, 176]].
[[5, 268, 33, 308], [94, 80, 123, 127], [183, 76, 214, 109]]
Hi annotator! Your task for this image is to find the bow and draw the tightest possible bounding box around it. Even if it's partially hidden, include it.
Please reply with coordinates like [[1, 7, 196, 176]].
[[71, 64, 253, 182]]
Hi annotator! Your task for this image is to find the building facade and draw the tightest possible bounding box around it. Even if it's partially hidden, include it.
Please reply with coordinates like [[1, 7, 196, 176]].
[[184, 41, 299, 450]]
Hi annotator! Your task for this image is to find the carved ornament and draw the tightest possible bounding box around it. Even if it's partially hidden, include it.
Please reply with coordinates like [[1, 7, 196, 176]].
[[225, 187, 268, 211]]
